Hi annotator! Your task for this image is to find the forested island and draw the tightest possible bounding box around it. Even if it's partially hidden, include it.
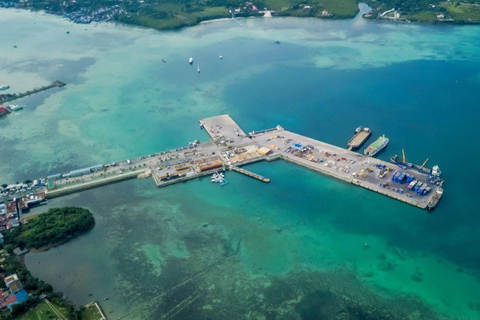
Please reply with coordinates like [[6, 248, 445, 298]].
[[0, 207, 96, 319], [1, 0, 480, 31], [4, 207, 95, 251]]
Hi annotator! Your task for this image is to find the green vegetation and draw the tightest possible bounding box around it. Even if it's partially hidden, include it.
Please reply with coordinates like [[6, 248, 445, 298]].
[[441, 1, 480, 21], [364, 0, 480, 22], [16, 301, 72, 320], [79, 304, 103, 320], [0, 207, 95, 320], [7, 207, 95, 250], [0, 251, 76, 320], [4, 0, 480, 28], [118, 3, 231, 30], [266, 0, 359, 18]]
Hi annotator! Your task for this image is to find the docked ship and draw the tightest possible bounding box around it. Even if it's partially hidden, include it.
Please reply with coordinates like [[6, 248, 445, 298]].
[[364, 135, 389, 156], [0, 85, 10, 91], [347, 126, 371, 150], [428, 185, 443, 210]]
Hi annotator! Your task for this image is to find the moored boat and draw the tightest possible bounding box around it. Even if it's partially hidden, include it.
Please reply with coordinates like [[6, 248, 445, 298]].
[[364, 135, 388, 156], [347, 126, 372, 150]]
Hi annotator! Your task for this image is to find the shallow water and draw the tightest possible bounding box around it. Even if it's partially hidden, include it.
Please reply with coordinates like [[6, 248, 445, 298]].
[[1, 6, 480, 319]]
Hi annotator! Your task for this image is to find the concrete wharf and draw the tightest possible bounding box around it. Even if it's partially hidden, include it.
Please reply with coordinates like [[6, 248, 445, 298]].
[[0, 81, 66, 104], [5, 114, 443, 211]]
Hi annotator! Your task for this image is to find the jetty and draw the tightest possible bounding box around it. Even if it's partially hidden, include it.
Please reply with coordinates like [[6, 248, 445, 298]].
[[2, 115, 444, 211], [0, 80, 66, 104], [230, 166, 270, 183]]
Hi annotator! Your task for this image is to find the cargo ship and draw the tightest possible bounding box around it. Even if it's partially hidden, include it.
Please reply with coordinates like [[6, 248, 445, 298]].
[[347, 126, 371, 150], [427, 186, 443, 210], [364, 135, 388, 156]]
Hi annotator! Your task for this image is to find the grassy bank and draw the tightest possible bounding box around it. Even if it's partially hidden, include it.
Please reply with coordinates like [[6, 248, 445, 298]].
[[266, 0, 359, 18], [17, 301, 72, 320], [117, 3, 231, 30]]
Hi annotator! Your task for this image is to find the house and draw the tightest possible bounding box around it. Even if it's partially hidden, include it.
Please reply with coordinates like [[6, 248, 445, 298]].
[[4, 274, 18, 287], [0, 295, 17, 309], [0, 273, 29, 309], [8, 280, 23, 294], [0, 290, 28, 309]]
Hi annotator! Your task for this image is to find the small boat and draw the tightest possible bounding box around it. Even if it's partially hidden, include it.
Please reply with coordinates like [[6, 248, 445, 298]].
[[197, 65, 200, 73], [219, 55, 223, 59], [211, 172, 225, 183], [9, 105, 23, 112], [162, 59, 166, 63], [189, 57, 193, 64], [275, 40, 281, 44], [0, 85, 10, 91]]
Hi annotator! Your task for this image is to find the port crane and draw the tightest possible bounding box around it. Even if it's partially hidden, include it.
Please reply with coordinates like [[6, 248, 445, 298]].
[[420, 158, 429, 170], [403, 149, 429, 172]]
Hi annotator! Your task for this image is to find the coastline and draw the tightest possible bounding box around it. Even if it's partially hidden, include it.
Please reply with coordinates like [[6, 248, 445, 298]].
[[200, 17, 235, 24], [1, 3, 479, 33], [2, 6, 480, 320]]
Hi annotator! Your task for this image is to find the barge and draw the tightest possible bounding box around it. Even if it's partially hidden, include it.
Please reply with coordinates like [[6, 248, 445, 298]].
[[347, 127, 371, 150]]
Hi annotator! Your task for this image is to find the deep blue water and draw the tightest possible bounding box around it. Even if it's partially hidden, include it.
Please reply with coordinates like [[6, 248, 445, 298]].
[[226, 59, 480, 267]]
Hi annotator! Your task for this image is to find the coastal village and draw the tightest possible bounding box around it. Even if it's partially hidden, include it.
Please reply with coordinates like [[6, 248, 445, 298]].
[[0, 269, 29, 310]]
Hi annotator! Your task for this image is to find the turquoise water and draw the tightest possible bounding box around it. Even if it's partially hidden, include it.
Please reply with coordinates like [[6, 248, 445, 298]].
[[2, 5, 480, 319]]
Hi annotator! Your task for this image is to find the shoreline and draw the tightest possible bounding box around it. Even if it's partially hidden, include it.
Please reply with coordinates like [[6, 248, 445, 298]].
[[1, 6, 479, 33]]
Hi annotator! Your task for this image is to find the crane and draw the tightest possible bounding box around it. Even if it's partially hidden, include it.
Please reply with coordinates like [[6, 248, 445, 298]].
[[420, 158, 429, 170]]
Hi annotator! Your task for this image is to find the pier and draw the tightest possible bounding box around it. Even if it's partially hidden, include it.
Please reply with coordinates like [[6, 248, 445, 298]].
[[230, 166, 270, 183], [0, 80, 66, 104], [2, 114, 444, 211]]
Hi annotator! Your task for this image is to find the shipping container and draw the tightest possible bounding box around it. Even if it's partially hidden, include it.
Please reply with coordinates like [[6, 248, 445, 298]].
[[407, 180, 417, 190]]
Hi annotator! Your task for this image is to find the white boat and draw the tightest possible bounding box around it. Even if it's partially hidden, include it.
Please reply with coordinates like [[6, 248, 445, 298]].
[[197, 65, 200, 73], [189, 57, 193, 64], [211, 172, 225, 183], [0, 85, 10, 91], [219, 55, 223, 59], [9, 105, 23, 112]]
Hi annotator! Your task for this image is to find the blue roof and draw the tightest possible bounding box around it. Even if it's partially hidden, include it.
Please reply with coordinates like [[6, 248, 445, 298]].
[[15, 290, 29, 303]]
